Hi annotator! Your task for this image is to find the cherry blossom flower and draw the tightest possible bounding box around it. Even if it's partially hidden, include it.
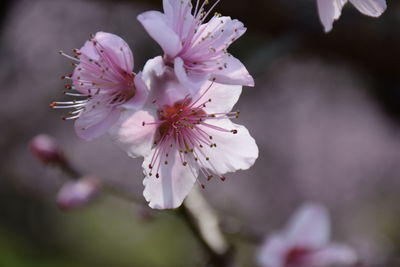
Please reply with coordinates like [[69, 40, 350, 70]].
[[110, 57, 258, 209], [258, 203, 357, 267], [137, 0, 254, 93], [51, 32, 148, 140], [317, 0, 387, 32]]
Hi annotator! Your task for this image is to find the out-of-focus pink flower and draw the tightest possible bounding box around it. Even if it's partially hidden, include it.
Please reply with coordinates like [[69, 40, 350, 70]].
[[57, 176, 101, 211], [137, 0, 254, 93], [258, 203, 357, 267], [110, 57, 258, 209], [30, 134, 65, 165], [317, 0, 386, 32], [51, 32, 148, 140]]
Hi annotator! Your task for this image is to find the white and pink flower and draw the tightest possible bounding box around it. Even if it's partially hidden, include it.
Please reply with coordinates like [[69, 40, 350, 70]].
[[52, 32, 148, 140], [137, 0, 254, 93], [317, 0, 387, 32], [110, 57, 258, 209], [258, 203, 357, 267]]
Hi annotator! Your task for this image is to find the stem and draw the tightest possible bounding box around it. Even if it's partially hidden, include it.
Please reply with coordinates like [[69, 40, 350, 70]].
[[52, 153, 234, 266], [179, 188, 233, 267]]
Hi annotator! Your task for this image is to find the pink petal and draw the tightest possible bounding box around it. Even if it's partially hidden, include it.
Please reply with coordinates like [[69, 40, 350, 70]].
[[258, 234, 290, 267], [142, 56, 189, 106], [195, 82, 242, 114], [74, 102, 120, 140], [286, 203, 330, 249], [137, 11, 182, 58], [309, 244, 358, 266], [349, 0, 386, 17], [211, 55, 254, 87], [174, 57, 208, 95], [317, 0, 347, 32], [198, 119, 258, 176], [121, 72, 149, 110], [72, 32, 134, 94], [142, 149, 198, 209], [109, 109, 157, 158], [163, 0, 195, 40]]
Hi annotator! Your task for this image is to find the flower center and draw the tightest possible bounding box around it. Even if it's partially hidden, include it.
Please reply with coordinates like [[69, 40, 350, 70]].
[[143, 92, 239, 186], [51, 40, 136, 120]]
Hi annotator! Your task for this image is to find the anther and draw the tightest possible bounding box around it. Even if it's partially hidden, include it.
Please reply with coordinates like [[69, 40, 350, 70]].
[[207, 175, 213, 181], [231, 129, 238, 134], [220, 176, 226, 181], [156, 173, 159, 178], [183, 162, 188, 166], [164, 161, 168, 165]]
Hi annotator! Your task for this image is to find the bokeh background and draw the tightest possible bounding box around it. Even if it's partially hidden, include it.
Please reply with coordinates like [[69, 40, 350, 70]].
[[1, 0, 400, 266]]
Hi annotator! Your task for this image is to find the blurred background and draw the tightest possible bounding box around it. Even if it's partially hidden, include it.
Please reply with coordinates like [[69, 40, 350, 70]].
[[1, 0, 400, 266]]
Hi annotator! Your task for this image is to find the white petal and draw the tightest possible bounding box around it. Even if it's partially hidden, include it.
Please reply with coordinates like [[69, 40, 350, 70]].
[[74, 101, 120, 141], [121, 72, 149, 110], [309, 243, 358, 266], [137, 11, 182, 58], [195, 81, 242, 114], [349, 0, 386, 17], [174, 57, 208, 95], [258, 234, 290, 267], [286, 203, 330, 249], [142, 149, 199, 209], [108, 109, 157, 158], [142, 56, 189, 106], [317, 0, 348, 32], [211, 55, 254, 87], [197, 119, 258, 176]]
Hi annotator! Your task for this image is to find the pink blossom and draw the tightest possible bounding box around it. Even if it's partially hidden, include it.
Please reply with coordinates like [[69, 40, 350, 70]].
[[258, 203, 357, 267], [51, 32, 148, 140], [57, 176, 101, 211], [30, 134, 65, 165], [317, 0, 387, 32], [137, 0, 254, 93], [110, 57, 258, 209]]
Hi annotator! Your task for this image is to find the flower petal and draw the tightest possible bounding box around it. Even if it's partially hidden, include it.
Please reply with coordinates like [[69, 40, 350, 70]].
[[174, 57, 208, 95], [109, 109, 157, 158], [195, 81, 242, 114], [142, 149, 199, 209], [349, 0, 386, 17], [163, 0, 195, 40], [74, 103, 120, 140], [121, 72, 149, 110], [142, 56, 189, 106], [137, 11, 182, 58], [211, 55, 254, 87], [286, 203, 330, 249], [309, 243, 358, 266], [197, 119, 258, 176], [317, 0, 348, 32], [93, 31, 134, 73], [258, 234, 290, 267]]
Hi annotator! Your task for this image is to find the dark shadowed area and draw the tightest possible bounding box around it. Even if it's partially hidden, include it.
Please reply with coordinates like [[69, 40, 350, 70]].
[[0, 0, 400, 266]]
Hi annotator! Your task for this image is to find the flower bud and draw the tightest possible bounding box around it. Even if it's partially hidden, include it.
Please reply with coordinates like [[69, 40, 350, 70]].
[[30, 134, 65, 165], [57, 176, 101, 211]]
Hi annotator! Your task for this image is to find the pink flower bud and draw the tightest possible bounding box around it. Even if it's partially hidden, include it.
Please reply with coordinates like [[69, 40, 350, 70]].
[[30, 134, 65, 165], [57, 176, 101, 211]]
